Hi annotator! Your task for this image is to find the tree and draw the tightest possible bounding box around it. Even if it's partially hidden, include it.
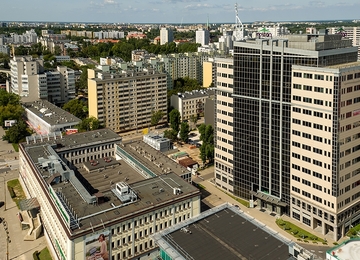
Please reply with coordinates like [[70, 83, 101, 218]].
[[79, 116, 100, 131], [198, 124, 214, 165], [151, 110, 165, 128], [163, 129, 178, 141], [179, 122, 190, 143], [189, 114, 198, 129], [169, 109, 181, 133], [63, 99, 87, 119], [2, 119, 30, 143], [0, 90, 23, 127]]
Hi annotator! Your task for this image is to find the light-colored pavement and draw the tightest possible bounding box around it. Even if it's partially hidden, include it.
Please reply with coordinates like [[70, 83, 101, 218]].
[[194, 166, 338, 259], [0, 127, 47, 260]]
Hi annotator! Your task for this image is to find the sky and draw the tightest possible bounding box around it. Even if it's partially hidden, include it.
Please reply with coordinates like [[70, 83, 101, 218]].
[[1, 0, 360, 24]]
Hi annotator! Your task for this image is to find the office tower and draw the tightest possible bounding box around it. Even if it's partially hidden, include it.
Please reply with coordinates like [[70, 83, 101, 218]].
[[290, 64, 360, 240], [223, 33, 359, 240], [160, 27, 173, 45], [329, 27, 360, 60], [88, 67, 168, 133], [196, 29, 210, 46], [214, 58, 234, 192]]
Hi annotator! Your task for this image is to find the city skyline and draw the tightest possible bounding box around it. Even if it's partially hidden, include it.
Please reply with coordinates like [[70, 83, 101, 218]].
[[0, 1, 359, 24]]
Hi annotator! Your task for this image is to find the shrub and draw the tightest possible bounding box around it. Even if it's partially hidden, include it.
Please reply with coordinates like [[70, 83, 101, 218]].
[[293, 230, 299, 235], [333, 242, 338, 245], [7, 186, 15, 198], [284, 225, 291, 230], [277, 219, 286, 226], [310, 235, 317, 241]]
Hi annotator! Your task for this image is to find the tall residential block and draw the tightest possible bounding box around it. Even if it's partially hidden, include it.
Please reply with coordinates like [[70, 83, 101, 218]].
[[10, 56, 75, 104], [160, 27, 173, 45], [196, 29, 210, 46], [88, 67, 168, 133], [215, 33, 359, 240]]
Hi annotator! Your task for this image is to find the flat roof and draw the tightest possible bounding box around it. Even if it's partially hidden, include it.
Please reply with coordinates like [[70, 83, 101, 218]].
[[327, 238, 360, 260], [175, 89, 215, 100], [21, 130, 199, 237], [326, 61, 360, 69], [153, 204, 293, 260], [23, 99, 81, 126], [120, 140, 191, 178]]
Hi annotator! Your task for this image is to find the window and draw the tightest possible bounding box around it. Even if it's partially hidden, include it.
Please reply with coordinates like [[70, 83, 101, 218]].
[[293, 95, 301, 101], [302, 121, 311, 127], [293, 72, 302, 77], [303, 97, 312, 103], [314, 74, 324, 80], [304, 73, 313, 79], [303, 85, 312, 91], [293, 84, 301, 89], [314, 111, 323, 118], [293, 118, 301, 124], [314, 87, 324, 93], [314, 99, 324, 105], [302, 133, 311, 139], [303, 109, 312, 115]]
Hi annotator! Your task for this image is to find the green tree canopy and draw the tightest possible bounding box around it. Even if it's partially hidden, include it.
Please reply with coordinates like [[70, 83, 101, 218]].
[[0, 90, 23, 127], [198, 124, 214, 165], [79, 116, 100, 131], [169, 109, 181, 133], [151, 110, 165, 128], [62, 99, 87, 119], [179, 122, 190, 143], [163, 129, 177, 141], [2, 119, 31, 143]]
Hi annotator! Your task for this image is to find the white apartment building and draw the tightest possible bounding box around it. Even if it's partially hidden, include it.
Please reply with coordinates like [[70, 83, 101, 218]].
[[196, 29, 210, 46], [88, 67, 168, 133], [6, 29, 38, 44], [213, 58, 234, 192], [19, 129, 200, 260], [10, 56, 76, 105], [160, 28, 173, 45], [290, 63, 360, 240], [170, 89, 214, 121]]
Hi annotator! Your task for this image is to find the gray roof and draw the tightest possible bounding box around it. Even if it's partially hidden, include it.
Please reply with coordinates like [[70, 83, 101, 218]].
[[21, 129, 199, 237], [153, 204, 294, 260], [175, 89, 215, 100], [23, 100, 81, 126], [120, 140, 191, 178]]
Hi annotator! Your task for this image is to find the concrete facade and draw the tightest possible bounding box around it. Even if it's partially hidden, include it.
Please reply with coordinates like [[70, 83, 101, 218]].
[[88, 67, 168, 133]]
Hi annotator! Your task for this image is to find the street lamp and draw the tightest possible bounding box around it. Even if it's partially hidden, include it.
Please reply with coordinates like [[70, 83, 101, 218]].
[[0, 175, 6, 211]]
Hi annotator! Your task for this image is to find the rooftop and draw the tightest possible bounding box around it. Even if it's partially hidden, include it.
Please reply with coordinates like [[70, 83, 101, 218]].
[[175, 89, 215, 100], [119, 140, 191, 178], [153, 204, 297, 260], [23, 99, 81, 127], [327, 238, 360, 260]]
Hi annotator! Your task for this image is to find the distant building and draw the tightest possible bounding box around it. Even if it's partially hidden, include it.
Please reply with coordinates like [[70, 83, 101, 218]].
[[88, 66, 168, 133], [23, 99, 81, 134], [160, 28, 173, 45], [126, 32, 147, 40], [196, 29, 210, 46], [10, 56, 75, 104], [329, 26, 360, 60]]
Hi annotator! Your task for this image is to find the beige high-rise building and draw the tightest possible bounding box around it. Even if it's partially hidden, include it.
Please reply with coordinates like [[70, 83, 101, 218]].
[[214, 58, 234, 192], [88, 67, 168, 133], [290, 63, 360, 240]]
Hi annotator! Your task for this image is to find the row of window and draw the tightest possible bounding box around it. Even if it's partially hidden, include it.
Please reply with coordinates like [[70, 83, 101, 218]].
[[293, 95, 332, 107], [291, 118, 332, 132], [293, 71, 333, 81], [293, 84, 333, 94], [216, 81, 234, 88], [340, 97, 360, 107], [292, 106, 332, 119], [292, 198, 335, 221], [292, 186, 335, 209], [291, 174, 330, 194], [215, 152, 233, 164]]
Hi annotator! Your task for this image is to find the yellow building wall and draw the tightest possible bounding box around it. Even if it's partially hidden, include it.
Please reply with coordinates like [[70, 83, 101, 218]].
[[203, 61, 213, 88], [88, 70, 99, 119]]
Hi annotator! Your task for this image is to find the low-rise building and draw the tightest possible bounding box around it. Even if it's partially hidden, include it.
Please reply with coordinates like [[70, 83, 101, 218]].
[[23, 99, 81, 134], [19, 129, 200, 260], [170, 89, 215, 121]]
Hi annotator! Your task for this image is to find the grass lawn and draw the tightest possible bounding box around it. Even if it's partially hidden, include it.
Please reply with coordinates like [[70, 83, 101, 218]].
[[276, 218, 326, 244], [7, 179, 26, 209], [12, 143, 19, 152], [36, 247, 52, 260], [346, 223, 360, 238]]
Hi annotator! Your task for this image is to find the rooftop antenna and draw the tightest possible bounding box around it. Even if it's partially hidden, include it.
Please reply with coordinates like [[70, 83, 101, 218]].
[[233, 3, 244, 41]]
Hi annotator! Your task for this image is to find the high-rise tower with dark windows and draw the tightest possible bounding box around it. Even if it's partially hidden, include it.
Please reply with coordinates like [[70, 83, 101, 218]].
[[229, 34, 358, 217]]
